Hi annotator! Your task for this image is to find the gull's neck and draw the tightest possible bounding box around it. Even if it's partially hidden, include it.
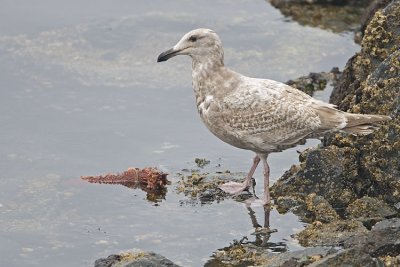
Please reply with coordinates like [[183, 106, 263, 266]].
[[191, 50, 224, 97]]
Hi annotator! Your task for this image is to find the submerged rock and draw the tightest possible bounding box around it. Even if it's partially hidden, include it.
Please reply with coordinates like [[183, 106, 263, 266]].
[[94, 251, 180, 267], [268, 0, 371, 33], [286, 68, 341, 96], [194, 158, 211, 168], [175, 170, 253, 204]]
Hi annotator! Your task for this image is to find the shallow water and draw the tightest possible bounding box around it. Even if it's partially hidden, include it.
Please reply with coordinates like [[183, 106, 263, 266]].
[[0, 1, 359, 266]]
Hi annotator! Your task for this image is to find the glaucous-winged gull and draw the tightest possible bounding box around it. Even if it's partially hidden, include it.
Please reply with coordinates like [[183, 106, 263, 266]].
[[157, 28, 390, 205]]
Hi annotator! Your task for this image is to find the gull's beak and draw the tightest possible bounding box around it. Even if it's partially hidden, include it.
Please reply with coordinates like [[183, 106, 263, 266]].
[[157, 47, 180, 62]]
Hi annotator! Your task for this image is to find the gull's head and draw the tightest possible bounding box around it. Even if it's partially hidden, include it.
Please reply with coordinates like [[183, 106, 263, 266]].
[[157, 28, 223, 64]]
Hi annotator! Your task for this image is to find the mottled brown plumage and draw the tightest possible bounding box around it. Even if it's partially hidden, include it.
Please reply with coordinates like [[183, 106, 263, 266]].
[[157, 28, 390, 205]]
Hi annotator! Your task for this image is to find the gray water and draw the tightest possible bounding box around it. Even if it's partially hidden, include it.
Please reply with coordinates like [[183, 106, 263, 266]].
[[0, 1, 359, 266]]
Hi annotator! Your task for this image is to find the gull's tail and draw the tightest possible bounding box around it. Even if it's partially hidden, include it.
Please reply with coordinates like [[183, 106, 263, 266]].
[[342, 113, 391, 135]]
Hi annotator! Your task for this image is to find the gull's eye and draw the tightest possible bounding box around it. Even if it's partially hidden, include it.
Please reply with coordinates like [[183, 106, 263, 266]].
[[189, 35, 198, 42]]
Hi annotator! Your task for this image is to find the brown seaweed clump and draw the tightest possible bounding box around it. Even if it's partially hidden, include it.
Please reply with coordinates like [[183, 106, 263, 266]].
[[82, 167, 168, 190], [81, 167, 169, 202]]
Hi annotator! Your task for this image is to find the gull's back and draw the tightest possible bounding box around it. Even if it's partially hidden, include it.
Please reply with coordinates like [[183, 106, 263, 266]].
[[199, 70, 339, 153]]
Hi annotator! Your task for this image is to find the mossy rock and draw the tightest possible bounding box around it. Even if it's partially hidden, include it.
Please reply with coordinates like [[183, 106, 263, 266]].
[[330, 0, 400, 108], [271, 146, 361, 208], [346, 196, 397, 221], [296, 219, 368, 247], [268, 0, 372, 33], [274, 0, 400, 213]]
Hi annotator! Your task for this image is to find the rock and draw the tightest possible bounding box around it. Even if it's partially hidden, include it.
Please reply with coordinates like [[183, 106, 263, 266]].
[[308, 247, 384, 267], [194, 158, 211, 168], [286, 68, 341, 96], [206, 219, 399, 266], [269, 1, 400, 265], [176, 170, 253, 204], [95, 255, 122, 267], [94, 251, 180, 267], [305, 193, 340, 223], [271, 146, 360, 209], [346, 196, 397, 226], [360, 0, 393, 36], [275, 194, 341, 224], [275, 195, 306, 214], [268, 0, 371, 33], [296, 219, 368, 246], [266, 247, 337, 267], [330, 0, 400, 108], [205, 241, 271, 266], [344, 218, 400, 257], [273, 0, 400, 212], [206, 241, 337, 267], [326, 50, 400, 205]]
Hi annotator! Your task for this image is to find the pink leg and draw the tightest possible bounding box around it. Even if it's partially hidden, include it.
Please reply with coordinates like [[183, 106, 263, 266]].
[[260, 154, 271, 205], [219, 155, 260, 194]]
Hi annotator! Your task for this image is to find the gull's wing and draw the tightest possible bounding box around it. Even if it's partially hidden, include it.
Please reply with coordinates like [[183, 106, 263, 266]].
[[220, 77, 345, 147]]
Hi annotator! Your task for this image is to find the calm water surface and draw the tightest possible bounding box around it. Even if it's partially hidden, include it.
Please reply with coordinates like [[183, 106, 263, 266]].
[[0, 1, 359, 266]]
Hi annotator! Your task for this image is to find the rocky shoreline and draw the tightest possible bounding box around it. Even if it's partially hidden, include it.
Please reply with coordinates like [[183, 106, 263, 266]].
[[270, 0, 400, 265], [94, 0, 399, 266]]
